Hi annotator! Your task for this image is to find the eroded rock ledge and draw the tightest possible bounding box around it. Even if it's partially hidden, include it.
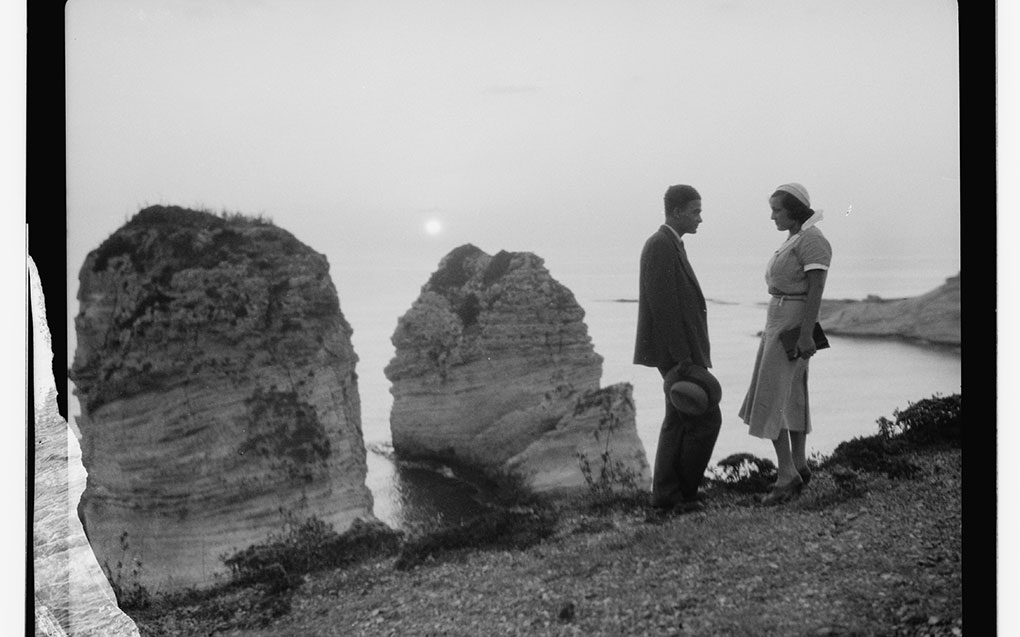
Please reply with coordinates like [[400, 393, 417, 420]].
[[385, 244, 650, 495], [819, 273, 961, 347], [70, 206, 374, 594]]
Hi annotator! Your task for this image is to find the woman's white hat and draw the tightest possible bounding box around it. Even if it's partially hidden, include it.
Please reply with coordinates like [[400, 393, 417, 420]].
[[775, 183, 810, 208]]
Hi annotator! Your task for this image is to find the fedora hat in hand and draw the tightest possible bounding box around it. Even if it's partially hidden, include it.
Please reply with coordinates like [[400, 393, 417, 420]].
[[663, 363, 722, 416]]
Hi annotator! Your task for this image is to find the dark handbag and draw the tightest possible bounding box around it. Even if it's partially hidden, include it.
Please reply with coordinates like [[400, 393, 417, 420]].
[[779, 323, 830, 361]]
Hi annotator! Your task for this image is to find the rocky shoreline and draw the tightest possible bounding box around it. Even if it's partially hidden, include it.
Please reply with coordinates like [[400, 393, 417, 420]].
[[818, 273, 961, 348]]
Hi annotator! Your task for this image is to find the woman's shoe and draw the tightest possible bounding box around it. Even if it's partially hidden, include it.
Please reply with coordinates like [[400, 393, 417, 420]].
[[760, 475, 804, 506], [797, 467, 812, 487]]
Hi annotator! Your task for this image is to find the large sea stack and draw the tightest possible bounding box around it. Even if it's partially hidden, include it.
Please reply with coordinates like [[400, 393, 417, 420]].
[[384, 244, 650, 495], [69, 206, 374, 594]]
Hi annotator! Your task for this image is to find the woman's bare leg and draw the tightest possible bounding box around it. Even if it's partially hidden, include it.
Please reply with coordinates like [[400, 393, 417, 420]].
[[772, 430, 800, 484], [790, 431, 808, 472]]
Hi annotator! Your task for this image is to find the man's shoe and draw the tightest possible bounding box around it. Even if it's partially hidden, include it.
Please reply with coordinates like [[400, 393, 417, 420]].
[[675, 499, 706, 514], [644, 498, 704, 522], [644, 505, 673, 523]]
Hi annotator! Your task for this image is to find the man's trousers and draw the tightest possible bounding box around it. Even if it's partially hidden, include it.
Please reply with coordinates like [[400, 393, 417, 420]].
[[651, 365, 722, 508]]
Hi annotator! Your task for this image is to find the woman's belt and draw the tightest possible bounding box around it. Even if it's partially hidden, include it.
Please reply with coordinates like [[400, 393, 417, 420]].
[[770, 293, 807, 305]]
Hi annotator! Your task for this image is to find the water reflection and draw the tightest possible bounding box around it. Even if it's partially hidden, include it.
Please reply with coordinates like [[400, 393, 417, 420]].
[[366, 445, 494, 531]]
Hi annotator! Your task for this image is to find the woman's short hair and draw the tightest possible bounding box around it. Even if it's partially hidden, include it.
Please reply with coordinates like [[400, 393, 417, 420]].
[[771, 190, 814, 224], [664, 184, 701, 215]]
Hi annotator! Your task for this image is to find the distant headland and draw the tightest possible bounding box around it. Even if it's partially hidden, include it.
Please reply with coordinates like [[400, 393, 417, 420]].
[[818, 273, 961, 349], [608, 273, 961, 350]]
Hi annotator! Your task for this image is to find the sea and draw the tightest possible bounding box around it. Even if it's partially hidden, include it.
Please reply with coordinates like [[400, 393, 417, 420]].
[[63, 250, 961, 532]]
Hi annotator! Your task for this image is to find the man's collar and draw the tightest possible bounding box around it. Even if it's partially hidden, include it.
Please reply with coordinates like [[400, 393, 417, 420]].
[[661, 224, 683, 244]]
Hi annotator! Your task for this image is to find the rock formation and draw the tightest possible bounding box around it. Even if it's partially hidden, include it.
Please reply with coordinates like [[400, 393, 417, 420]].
[[385, 244, 650, 495], [819, 273, 961, 347], [32, 257, 140, 637], [35, 392, 141, 637], [69, 206, 373, 594]]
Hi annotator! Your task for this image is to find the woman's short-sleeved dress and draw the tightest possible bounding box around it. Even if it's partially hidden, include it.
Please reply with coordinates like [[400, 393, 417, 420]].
[[740, 214, 832, 440]]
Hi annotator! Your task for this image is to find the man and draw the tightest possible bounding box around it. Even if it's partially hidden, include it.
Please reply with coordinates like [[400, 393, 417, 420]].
[[634, 184, 722, 514]]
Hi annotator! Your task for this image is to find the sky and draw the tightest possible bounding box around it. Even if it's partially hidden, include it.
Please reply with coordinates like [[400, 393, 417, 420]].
[[65, 0, 961, 281], [1, 0, 1008, 627]]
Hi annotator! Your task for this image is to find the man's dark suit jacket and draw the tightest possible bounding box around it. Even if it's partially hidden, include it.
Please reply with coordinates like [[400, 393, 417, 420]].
[[633, 225, 712, 370]]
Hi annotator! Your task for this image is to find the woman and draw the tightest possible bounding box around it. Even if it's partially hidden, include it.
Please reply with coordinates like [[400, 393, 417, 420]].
[[739, 183, 832, 505]]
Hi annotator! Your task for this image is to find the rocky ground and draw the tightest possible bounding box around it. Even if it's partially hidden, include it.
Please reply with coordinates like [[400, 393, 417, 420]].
[[126, 445, 966, 637]]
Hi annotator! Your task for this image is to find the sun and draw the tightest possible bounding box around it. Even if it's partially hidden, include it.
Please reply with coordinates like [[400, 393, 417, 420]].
[[424, 219, 443, 236]]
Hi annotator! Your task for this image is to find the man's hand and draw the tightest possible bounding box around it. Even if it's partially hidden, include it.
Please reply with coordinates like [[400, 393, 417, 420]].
[[662, 361, 694, 392]]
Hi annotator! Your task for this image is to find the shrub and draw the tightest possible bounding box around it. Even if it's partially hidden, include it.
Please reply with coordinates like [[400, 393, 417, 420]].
[[877, 393, 961, 446], [486, 466, 544, 508], [799, 464, 871, 510], [709, 453, 777, 494], [576, 451, 651, 512], [395, 507, 557, 571], [818, 393, 960, 480], [829, 465, 869, 498], [427, 244, 485, 291], [140, 579, 294, 634], [222, 513, 402, 588], [577, 449, 645, 500], [576, 396, 648, 510], [92, 233, 138, 273], [821, 434, 920, 479], [128, 514, 401, 633]]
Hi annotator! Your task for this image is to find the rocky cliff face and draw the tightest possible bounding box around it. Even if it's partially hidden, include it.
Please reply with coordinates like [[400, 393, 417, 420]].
[[32, 257, 140, 637], [69, 206, 373, 594], [36, 391, 140, 637], [819, 273, 961, 347], [385, 244, 650, 494]]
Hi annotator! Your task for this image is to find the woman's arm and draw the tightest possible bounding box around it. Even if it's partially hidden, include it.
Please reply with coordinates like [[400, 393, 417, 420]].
[[796, 268, 828, 358]]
